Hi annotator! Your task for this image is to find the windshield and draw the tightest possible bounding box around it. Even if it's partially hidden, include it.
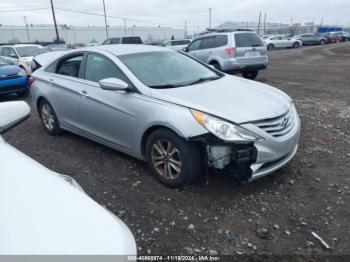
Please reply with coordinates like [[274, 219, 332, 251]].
[[119, 51, 221, 88], [16, 46, 43, 57]]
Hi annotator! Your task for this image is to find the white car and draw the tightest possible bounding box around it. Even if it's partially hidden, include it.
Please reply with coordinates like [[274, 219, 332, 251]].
[[163, 39, 191, 51], [0, 101, 137, 256], [264, 36, 302, 50], [0, 44, 45, 74]]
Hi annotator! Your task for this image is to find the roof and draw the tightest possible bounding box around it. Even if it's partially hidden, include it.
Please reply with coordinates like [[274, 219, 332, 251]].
[[94, 44, 170, 56], [1, 44, 43, 48]]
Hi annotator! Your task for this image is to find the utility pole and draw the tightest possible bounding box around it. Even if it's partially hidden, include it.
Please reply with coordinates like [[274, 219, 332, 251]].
[[209, 8, 212, 29], [123, 18, 127, 36], [184, 20, 187, 38], [23, 16, 30, 42], [263, 13, 266, 35], [257, 11, 261, 34], [50, 0, 60, 43], [320, 17, 324, 27], [102, 0, 109, 38]]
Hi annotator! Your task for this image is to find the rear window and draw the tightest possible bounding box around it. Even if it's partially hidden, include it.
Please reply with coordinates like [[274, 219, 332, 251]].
[[121, 37, 142, 44], [234, 33, 263, 47]]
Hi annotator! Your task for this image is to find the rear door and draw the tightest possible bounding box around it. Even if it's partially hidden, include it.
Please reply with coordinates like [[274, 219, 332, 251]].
[[234, 32, 266, 65], [44, 52, 86, 130]]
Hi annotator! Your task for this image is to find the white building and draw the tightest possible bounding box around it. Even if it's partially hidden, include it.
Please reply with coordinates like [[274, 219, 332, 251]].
[[0, 25, 185, 44]]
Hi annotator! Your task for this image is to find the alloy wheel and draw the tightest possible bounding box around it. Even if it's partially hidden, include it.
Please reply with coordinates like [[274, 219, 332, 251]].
[[41, 104, 55, 130], [151, 140, 182, 180]]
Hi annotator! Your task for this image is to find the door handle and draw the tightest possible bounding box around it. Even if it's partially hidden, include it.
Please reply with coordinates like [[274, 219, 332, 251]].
[[79, 90, 89, 97]]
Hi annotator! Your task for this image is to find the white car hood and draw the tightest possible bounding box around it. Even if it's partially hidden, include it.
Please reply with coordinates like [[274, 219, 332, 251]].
[[151, 74, 292, 123], [0, 138, 136, 255]]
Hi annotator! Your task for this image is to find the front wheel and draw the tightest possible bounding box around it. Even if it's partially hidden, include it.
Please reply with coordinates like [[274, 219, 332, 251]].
[[242, 71, 258, 80], [267, 44, 274, 50], [320, 40, 326, 45], [145, 128, 201, 188], [38, 99, 61, 135]]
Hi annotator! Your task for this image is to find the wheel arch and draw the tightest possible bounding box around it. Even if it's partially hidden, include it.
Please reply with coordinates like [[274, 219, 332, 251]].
[[140, 124, 187, 159]]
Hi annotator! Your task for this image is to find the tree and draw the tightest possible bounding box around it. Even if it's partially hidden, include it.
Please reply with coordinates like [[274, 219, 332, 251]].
[[171, 34, 175, 40]]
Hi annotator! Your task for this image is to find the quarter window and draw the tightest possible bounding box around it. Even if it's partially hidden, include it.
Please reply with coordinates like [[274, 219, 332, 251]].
[[84, 53, 128, 83]]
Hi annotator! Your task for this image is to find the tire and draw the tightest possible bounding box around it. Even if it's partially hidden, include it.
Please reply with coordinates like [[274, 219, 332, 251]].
[[145, 128, 201, 188], [267, 43, 274, 50], [16, 88, 29, 98], [38, 99, 61, 135], [242, 71, 258, 80], [210, 61, 221, 71], [320, 40, 326, 45], [292, 42, 300, 48]]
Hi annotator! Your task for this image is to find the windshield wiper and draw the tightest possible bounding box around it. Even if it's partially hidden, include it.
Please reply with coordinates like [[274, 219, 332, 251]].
[[187, 76, 221, 86], [149, 84, 184, 89]]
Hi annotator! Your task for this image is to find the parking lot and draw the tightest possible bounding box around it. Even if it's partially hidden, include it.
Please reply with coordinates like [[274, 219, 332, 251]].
[[3, 42, 350, 256]]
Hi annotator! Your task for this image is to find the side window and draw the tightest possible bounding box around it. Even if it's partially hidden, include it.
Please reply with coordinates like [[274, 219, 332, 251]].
[[56, 54, 83, 78], [111, 38, 120, 44], [103, 39, 111, 45], [2, 48, 16, 57], [187, 39, 201, 51], [200, 37, 215, 49], [84, 53, 128, 83], [214, 35, 228, 47]]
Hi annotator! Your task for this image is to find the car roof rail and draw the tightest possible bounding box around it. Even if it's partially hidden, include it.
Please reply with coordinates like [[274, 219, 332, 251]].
[[199, 28, 254, 35]]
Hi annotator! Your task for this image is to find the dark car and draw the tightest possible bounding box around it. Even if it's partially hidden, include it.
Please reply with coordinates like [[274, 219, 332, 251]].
[[102, 37, 142, 45], [325, 32, 343, 43], [337, 31, 350, 42], [292, 33, 326, 46]]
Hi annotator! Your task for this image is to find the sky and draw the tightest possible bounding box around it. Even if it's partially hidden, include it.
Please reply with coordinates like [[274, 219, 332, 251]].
[[1, 0, 350, 31]]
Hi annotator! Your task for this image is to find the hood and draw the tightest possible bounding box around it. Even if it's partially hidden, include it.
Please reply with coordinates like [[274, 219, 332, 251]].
[[150, 75, 291, 123], [0, 140, 137, 255], [21, 56, 34, 62], [0, 64, 21, 76]]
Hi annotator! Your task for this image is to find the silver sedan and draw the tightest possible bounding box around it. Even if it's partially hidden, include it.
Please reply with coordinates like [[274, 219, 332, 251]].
[[31, 45, 300, 187]]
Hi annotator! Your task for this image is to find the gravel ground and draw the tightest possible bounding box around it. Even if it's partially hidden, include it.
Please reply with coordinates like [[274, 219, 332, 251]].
[[2, 42, 350, 258]]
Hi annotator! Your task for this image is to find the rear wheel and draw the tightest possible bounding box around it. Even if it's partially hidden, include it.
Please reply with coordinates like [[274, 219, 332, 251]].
[[242, 71, 258, 80], [320, 39, 326, 45], [267, 43, 274, 50], [38, 99, 61, 135], [145, 128, 201, 188], [292, 42, 300, 48], [210, 61, 221, 71]]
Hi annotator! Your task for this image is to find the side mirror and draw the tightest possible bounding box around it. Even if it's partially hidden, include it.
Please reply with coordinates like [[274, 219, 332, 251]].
[[99, 78, 129, 91], [10, 53, 18, 59], [0, 101, 30, 134]]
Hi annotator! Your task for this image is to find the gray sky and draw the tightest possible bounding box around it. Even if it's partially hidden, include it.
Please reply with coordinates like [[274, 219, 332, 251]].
[[1, 0, 350, 30]]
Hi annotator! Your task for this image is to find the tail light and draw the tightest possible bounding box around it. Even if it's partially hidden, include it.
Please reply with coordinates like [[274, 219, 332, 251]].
[[225, 47, 236, 57], [28, 76, 36, 85]]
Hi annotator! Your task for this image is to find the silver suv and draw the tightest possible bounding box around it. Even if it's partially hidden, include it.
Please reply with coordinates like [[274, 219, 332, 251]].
[[185, 30, 268, 80]]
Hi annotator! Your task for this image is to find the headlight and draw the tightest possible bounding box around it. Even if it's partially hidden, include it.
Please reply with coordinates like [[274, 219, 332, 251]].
[[191, 109, 264, 142], [17, 69, 27, 76]]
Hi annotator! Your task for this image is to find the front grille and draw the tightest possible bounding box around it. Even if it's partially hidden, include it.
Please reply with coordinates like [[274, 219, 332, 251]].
[[0, 74, 20, 81], [253, 107, 294, 138], [0, 85, 25, 93]]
